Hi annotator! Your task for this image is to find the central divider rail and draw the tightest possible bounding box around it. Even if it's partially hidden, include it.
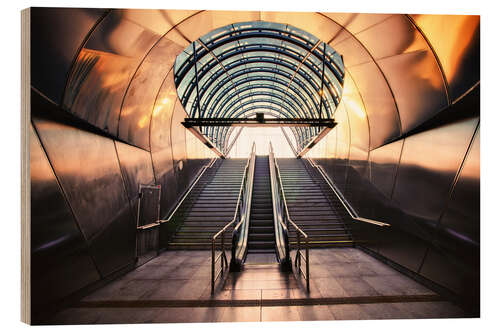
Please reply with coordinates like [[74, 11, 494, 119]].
[[269, 142, 310, 292], [211, 143, 256, 294]]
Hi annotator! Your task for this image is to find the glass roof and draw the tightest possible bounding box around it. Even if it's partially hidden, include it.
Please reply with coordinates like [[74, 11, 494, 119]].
[[174, 21, 345, 154]]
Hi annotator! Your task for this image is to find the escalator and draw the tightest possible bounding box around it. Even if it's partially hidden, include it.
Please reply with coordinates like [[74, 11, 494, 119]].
[[247, 156, 276, 255]]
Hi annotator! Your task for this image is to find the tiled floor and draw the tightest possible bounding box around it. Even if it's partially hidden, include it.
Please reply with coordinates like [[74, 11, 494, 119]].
[[46, 248, 465, 324]]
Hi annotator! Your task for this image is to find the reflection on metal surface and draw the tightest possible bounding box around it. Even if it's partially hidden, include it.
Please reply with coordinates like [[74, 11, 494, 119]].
[[30, 124, 100, 311], [31, 7, 108, 104], [63, 10, 162, 136], [411, 14, 480, 101], [114, 141, 155, 222]]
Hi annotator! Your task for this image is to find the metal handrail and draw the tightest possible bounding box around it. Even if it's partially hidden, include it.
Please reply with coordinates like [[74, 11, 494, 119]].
[[305, 157, 390, 227], [268, 142, 291, 269], [211, 143, 256, 294], [270, 143, 310, 292], [151, 157, 218, 227]]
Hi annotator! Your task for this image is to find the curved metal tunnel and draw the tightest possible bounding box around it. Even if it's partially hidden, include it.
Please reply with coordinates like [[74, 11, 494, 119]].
[[29, 8, 480, 320]]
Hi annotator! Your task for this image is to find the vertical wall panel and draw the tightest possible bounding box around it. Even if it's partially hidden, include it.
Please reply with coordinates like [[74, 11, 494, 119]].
[[64, 10, 162, 136], [31, 7, 108, 104], [32, 113, 136, 276], [391, 117, 478, 224], [118, 37, 184, 149], [114, 141, 156, 223], [440, 125, 480, 246], [170, 101, 189, 195], [150, 71, 178, 217], [347, 62, 401, 148], [411, 14, 480, 102], [30, 124, 100, 311]]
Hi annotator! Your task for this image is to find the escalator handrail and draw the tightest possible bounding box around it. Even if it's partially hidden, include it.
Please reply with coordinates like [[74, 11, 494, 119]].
[[269, 143, 290, 265], [270, 143, 310, 291], [231, 142, 256, 262], [270, 144, 308, 239], [212, 143, 256, 239], [305, 157, 390, 227]]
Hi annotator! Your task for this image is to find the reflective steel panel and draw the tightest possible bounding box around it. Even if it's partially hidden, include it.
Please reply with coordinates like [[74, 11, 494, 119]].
[[114, 141, 156, 222], [64, 9, 162, 136], [31, 7, 107, 104], [411, 14, 480, 102], [439, 125, 480, 246], [347, 61, 401, 148], [150, 71, 178, 217], [170, 100, 189, 195], [30, 124, 100, 311], [118, 37, 184, 149], [392, 117, 478, 223], [32, 115, 132, 241]]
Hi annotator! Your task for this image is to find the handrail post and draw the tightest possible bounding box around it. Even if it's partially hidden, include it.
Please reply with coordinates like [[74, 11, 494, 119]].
[[221, 232, 225, 272], [211, 238, 215, 295], [305, 236, 310, 292]]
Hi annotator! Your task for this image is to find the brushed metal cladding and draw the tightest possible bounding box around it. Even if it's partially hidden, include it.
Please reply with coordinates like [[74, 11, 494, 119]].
[[87, 210, 136, 276], [64, 9, 162, 136], [440, 125, 480, 246], [261, 11, 343, 42], [376, 49, 448, 134], [150, 71, 178, 217], [32, 114, 137, 276], [347, 62, 401, 148], [410, 14, 480, 102], [114, 141, 156, 222], [118, 37, 184, 149], [31, 115, 132, 242], [391, 117, 478, 224], [170, 100, 189, 195], [377, 228, 429, 273], [328, 103, 350, 192], [323, 12, 395, 36], [30, 7, 108, 104], [419, 246, 465, 295], [330, 32, 372, 68], [369, 140, 404, 199], [30, 124, 100, 310]]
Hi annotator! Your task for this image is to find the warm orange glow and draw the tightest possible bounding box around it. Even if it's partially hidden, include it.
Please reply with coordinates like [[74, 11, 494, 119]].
[[412, 14, 479, 83], [137, 115, 149, 128]]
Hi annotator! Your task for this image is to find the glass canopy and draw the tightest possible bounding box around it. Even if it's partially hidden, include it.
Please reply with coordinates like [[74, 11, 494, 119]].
[[174, 21, 345, 154]]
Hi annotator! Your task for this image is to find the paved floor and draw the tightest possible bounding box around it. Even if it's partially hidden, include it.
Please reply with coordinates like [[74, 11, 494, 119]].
[[46, 248, 465, 324]]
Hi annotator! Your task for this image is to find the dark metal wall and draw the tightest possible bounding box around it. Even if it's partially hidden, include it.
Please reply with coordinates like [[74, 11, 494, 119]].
[[307, 14, 480, 308]]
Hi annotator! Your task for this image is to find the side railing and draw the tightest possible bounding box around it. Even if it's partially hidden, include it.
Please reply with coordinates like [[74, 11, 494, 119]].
[[136, 158, 218, 252], [270, 143, 310, 292], [305, 157, 391, 228], [211, 143, 256, 294]]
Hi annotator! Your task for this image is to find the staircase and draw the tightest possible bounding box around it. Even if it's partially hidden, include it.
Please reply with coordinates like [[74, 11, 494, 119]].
[[247, 156, 276, 254], [167, 158, 247, 250], [277, 158, 353, 248]]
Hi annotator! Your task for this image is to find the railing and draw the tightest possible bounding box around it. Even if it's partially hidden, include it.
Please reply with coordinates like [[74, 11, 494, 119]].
[[211, 143, 256, 294], [269, 143, 310, 292], [135, 157, 218, 259], [268, 143, 291, 270], [305, 157, 390, 227], [158, 158, 218, 226]]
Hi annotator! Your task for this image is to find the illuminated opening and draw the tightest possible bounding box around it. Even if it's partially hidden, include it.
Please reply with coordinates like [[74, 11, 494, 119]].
[[174, 21, 345, 156]]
